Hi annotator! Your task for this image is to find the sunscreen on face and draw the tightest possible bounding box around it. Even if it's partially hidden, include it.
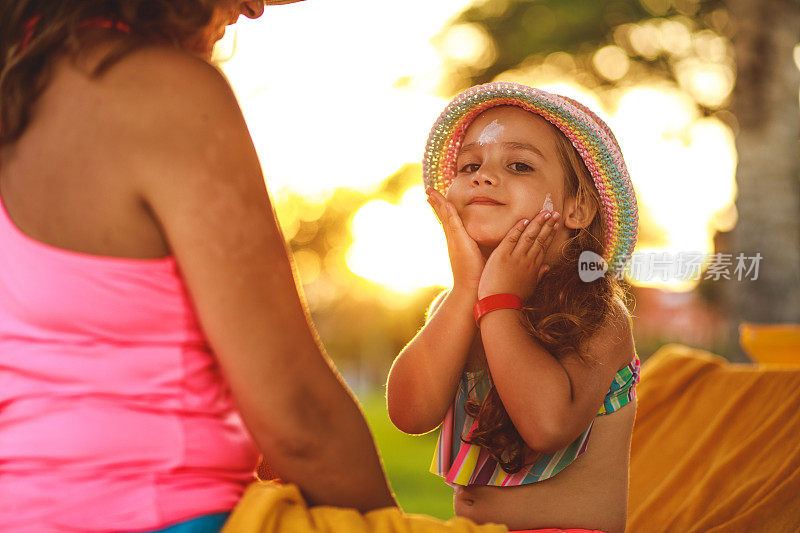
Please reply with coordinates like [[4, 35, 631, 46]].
[[477, 120, 504, 145], [542, 192, 554, 212]]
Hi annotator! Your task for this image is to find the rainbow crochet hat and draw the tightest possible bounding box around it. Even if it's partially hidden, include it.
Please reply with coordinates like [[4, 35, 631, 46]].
[[422, 81, 638, 276]]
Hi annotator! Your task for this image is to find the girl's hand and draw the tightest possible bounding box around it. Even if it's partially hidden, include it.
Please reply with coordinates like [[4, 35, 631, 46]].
[[426, 188, 485, 292], [478, 210, 559, 300]]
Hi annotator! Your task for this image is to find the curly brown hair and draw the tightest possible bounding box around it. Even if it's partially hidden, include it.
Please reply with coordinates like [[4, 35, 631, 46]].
[[462, 121, 632, 474], [0, 0, 239, 146]]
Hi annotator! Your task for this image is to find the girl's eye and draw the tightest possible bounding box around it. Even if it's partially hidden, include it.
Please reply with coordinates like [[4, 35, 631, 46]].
[[458, 163, 480, 173], [510, 162, 534, 172]]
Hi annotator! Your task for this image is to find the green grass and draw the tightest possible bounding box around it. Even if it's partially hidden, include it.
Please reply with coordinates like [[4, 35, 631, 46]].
[[358, 392, 454, 519]]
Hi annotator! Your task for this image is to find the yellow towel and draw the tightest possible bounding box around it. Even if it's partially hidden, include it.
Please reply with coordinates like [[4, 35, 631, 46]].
[[221, 481, 508, 533], [628, 343, 800, 532]]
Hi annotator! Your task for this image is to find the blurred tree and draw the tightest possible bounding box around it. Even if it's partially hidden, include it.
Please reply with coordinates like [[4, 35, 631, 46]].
[[437, 0, 800, 361], [437, 0, 732, 101], [723, 0, 800, 361]]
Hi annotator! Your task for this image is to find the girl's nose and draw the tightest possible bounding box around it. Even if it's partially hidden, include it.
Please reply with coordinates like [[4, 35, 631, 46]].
[[472, 169, 497, 187]]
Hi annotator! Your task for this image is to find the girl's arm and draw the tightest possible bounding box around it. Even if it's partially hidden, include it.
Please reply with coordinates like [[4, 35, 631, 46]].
[[122, 47, 394, 511], [479, 301, 634, 452], [386, 286, 477, 434], [386, 190, 484, 435], [477, 211, 635, 453]]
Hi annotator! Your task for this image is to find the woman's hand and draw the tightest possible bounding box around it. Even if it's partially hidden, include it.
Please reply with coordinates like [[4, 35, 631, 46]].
[[478, 210, 559, 300], [427, 188, 485, 293]]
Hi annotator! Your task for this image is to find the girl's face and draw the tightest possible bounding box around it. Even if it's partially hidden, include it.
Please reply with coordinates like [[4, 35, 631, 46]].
[[446, 106, 568, 257]]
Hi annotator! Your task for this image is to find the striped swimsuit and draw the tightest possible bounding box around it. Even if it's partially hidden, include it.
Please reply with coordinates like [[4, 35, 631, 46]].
[[431, 353, 640, 486]]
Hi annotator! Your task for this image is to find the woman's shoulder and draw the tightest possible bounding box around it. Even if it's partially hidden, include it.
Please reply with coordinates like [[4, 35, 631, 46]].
[[73, 41, 253, 182], [78, 35, 223, 78], [67, 38, 239, 131], [112, 43, 226, 84]]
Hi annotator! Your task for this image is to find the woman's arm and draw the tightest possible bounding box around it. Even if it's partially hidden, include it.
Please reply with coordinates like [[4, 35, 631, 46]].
[[113, 46, 394, 511], [385, 286, 477, 435], [476, 211, 634, 453]]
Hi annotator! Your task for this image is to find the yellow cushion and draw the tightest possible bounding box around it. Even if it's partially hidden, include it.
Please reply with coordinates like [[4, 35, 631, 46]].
[[629, 343, 800, 532], [221, 481, 508, 533], [738, 322, 800, 365]]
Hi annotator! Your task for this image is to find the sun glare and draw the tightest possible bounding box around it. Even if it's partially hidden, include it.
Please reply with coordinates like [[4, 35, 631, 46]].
[[346, 186, 452, 293], [214, 0, 470, 196], [614, 86, 737, 289]]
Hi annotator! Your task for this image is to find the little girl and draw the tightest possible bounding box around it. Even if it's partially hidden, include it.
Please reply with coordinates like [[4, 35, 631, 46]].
[[386, 82, 640, 533]]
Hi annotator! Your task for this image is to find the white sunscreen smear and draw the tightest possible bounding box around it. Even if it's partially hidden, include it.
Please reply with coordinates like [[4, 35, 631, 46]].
[[477, 120, 504, 145], [542, 192, 554, 212]]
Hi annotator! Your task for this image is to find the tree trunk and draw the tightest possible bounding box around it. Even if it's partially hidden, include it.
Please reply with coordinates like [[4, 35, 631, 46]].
[[723, 0, 800, 361]]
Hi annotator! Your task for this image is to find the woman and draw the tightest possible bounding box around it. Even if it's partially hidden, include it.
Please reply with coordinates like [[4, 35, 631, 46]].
[[0, 1, 395, 531]]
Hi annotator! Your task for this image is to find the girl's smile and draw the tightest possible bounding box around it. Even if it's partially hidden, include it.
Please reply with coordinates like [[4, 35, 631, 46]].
[[466, 195, 505, 206]]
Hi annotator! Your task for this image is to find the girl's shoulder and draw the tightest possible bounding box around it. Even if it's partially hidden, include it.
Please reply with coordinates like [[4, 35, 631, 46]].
[[606, 297, 636, 371], [570, 296, 635, 373]]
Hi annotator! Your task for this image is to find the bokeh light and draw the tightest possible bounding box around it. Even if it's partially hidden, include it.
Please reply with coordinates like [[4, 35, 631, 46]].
[[214, 0, 738, 294], [346, 186, 452, 293], [439, 23, 497, 69], [593, 45, 631, 81], [614, 86, 737, 288]]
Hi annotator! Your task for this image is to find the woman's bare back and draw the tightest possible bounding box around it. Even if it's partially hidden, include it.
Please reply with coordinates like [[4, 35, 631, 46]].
[[0, 35, 171, 260]]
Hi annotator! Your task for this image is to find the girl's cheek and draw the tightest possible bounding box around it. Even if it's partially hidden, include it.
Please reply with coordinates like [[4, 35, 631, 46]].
[[542, 192, 554, 212], [462, 221, 484, 244], [445, 190, 465, 211]]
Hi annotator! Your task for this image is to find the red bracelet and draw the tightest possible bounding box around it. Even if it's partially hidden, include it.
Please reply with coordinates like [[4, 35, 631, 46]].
[[473, 293, 523, 325]]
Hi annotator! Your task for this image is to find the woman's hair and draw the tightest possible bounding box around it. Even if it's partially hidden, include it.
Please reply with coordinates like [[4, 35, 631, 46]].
[[0, 0, 231, 146], [463, 121, 631, 474]]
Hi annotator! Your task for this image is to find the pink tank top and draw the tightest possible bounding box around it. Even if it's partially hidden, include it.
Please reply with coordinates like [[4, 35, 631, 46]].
[[0, 186, 260, 530]]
